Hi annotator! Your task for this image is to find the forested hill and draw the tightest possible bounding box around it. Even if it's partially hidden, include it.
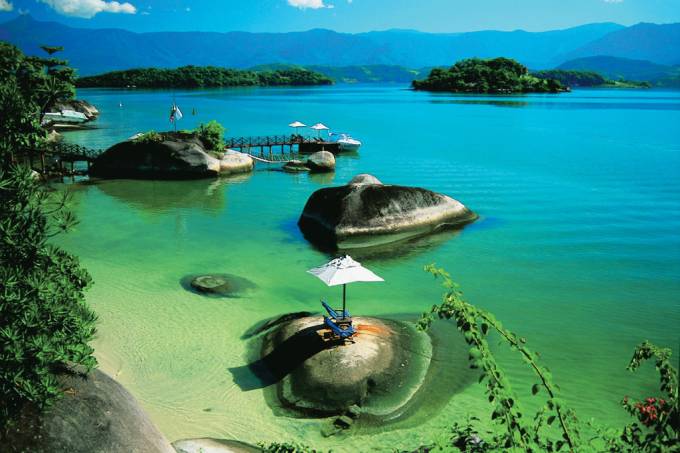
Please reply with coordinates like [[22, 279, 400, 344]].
[[412, 58, 565, 94], [76, 66, 333, 88], [532, 69, 651, 88], [557, 56, 680, 87]]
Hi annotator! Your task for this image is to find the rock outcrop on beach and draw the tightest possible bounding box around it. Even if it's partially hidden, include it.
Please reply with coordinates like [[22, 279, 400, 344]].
[[90, 134, 254, 179], [220, 149, 255, 175], [2, 368, 175, 453], [254, 316, 431, 416], [173, 438, 261, 453], [298, 174, 477, 250], [305, 150, 336, 173], [49, 99, 100, 121]]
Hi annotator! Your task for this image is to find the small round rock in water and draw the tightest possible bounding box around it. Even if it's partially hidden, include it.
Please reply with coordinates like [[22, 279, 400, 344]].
[[283, 160, 311, 172], [190, 275, 235, 297], [184, 273, 256, 298]]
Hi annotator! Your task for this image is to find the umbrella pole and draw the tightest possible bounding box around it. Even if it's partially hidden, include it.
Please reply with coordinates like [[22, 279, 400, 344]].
[[342, 284, 346, 314]]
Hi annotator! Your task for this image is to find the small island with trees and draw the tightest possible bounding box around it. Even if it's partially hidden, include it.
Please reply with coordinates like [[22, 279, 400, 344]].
[[412, 57, 566, 93], [76, 66, 333, 89]]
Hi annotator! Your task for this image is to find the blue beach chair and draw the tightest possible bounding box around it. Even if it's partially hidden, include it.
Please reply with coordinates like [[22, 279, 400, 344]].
[[321, 300, 351, 323], [324, 316, 356, 339]]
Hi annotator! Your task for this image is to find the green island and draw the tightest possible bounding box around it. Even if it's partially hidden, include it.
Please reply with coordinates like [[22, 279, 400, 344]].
[[412, 57, 566, 93], [532, 69, 651, 88], [76, 65, 333, 88]]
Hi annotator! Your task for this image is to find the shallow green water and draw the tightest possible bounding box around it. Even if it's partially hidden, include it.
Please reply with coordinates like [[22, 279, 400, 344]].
[[56, 85, 680, 450]]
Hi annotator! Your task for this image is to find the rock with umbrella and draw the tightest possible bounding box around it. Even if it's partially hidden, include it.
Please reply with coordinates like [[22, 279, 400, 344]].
[[246, 256, 433, 417]]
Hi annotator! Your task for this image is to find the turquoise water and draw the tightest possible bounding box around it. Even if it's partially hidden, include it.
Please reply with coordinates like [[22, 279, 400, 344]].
[[57, 85, 680, 450]]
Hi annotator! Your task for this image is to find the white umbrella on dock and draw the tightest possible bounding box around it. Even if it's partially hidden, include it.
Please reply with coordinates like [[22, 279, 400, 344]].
[[310, 123, 330, 138], [288, 121, 307, 137], [308, 255, 384, 314]]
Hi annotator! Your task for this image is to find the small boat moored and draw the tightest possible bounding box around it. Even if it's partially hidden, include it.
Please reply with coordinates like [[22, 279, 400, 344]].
[[43, 109, 89, 125], [330, 132, 362, 152]]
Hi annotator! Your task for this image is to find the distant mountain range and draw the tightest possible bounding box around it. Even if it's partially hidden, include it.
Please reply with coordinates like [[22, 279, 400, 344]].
[[1, 15, 679, 80], [558, 56, 680, 87]]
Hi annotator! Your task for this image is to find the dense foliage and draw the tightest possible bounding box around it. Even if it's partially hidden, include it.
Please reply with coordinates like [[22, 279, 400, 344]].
[[416, 266, 678, 452], [412, 57, 564, 93], [0, 41, 76, 125], [532, 69, 608, 87], [0, 43, 97, 431], [76, 65, 333, 88], [196, 120, 226, 151], [132, 130, 163, 145]]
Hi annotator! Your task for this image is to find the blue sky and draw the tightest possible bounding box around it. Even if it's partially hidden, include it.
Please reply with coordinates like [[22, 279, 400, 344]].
[[1, 0, 679, 33]]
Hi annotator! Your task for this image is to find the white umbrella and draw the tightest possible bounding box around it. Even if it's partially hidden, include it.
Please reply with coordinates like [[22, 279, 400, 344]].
[[308, 255, 383, 314], [289, 121, 306, 137], [310, 122, 330, 138]]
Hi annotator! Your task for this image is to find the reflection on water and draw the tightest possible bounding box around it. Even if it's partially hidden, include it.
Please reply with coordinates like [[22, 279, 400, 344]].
[[431, 99, 530, 108], [342, 227, 466, 263], [430, 99, 680, 110], [93, 178, 230, 215], [308, 172, 336, 185]]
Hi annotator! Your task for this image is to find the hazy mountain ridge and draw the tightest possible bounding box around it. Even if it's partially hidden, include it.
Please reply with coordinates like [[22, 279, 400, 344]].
[[562, 23, 680, 66], [1, 16, 678, 78]]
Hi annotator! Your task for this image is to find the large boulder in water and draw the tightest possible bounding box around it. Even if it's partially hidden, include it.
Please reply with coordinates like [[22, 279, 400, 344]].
[[257, 316, 431, 416], [305, 150, 335, 173], [298, 174, 477, 250], [220, 150, 254, 175], [2, 368, 175, 453], [90, 133, 221, 179]]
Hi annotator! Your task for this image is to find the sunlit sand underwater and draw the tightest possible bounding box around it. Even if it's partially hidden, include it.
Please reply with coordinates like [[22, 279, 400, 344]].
[[56, 85, 680, 451]]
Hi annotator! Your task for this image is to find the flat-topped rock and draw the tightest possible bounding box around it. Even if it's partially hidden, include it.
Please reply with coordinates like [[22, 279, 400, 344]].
[[261, 316, 431, 416], [298, 174, 477, 250]]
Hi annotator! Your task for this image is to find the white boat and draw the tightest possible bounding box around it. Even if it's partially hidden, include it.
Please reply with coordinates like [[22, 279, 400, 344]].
[[332, 133, 362, 152], [43, 109, 88, 125]]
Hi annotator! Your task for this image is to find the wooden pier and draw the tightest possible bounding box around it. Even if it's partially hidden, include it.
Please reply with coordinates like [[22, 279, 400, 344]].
[[225, 134, 339, 162], [18, 142, 102, 177]]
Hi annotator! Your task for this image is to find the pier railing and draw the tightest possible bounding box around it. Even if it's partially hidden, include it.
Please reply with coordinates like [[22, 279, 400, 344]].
[[225, 134, 318, 149]]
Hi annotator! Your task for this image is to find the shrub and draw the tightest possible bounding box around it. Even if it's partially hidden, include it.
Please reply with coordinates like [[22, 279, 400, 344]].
[[0, 165, 97, 430], [1, 43, 97, 432], [419, 265, 678, 452], [196, 120, 225, 151], [133, 130, 163, 145]]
